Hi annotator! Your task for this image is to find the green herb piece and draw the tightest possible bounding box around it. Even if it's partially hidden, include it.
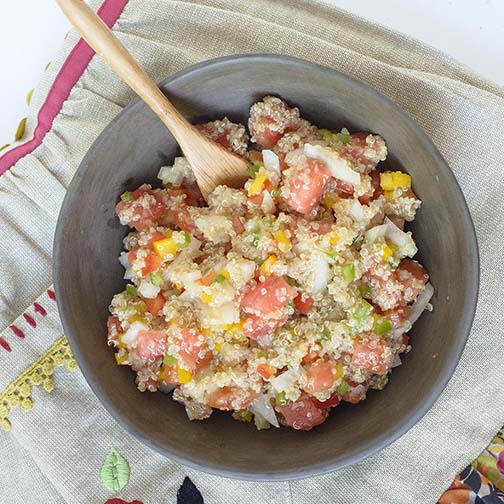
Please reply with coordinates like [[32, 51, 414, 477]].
[[270, 188, 280, 198], [325, 250, 339, 260], [336, 132, 351, 145], [336, 380, 351, 396], [275, 391, 288, 406], [150, 272, 163, 286], [125, 284, 137, 296], [214, 274, 226, 284], [100, 448, 130, 493], [163, 354, 177, 366], [358, 284, 371, 296], [247, 163, 261, 178], [342, 263, 355, 282], [183, 231, 191, 245], [319, 128, 334, 141], [375, 319, 393, 336], [354, 299, 373, 319], [320, 327, 331, 341], [120, 191, 133, 202]]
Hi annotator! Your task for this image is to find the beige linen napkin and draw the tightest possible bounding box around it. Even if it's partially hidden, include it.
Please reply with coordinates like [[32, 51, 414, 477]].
[[1, 1, 503, 502]]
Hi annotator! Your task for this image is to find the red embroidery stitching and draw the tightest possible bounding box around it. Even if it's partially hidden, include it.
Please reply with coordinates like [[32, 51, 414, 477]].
[[47, 289, 56, 301], [34, 303, 48, 316], [23, 314, 36, 328], [0, 337, 11, 352], [10, 325, 25, 339]]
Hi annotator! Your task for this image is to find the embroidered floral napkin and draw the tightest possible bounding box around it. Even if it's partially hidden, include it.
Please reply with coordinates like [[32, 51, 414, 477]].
[[1, 1, 504, 503]]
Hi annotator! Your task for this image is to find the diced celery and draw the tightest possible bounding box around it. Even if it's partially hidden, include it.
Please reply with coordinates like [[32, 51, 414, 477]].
[[120, 191, 133, 202], [150, 272, 163, 286], [354, 299, 373, 319], [126, 284, 137, 296], [275, 391, 288, 406], [336, 132, 351, 144], [247, 163, 261, 178], [375, 319, 393, 336], [319, 128, 334, 141], [214, 274, 226, 284], [342, 263, 355, 282], [319, 327, 331, 341], [336, 380, 351, 396], [163, 354, 177, 366]]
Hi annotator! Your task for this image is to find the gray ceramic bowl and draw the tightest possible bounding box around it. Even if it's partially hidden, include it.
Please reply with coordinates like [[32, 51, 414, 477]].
[[53, 54, 479, 480]]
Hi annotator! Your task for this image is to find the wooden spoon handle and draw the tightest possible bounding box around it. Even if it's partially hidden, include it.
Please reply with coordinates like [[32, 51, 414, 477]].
[[56, 0, 190, 144]]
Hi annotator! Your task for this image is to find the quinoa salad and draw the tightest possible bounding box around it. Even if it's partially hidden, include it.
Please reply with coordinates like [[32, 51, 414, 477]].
[[107, 96, 433, 431]]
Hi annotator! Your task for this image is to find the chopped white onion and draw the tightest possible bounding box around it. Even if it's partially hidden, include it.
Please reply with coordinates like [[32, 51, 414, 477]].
[[137, 280, 160, 299], [406, 283, 434, 325], [261, 190, 276, 214], [304, 143, 360, 187], [122, 321, 148, 347], [365, 224, 387, 243], [308, 251, 330, 293], [249, 394, 279, 428], [202, 301, 240, 325], [349, 200, 366, 221], [384, 217, 417, 258], [271, 369, 297, 392], [262, 149, 281, 184], [118, 252, 129, 269], [123, 267, 133, 280], [157, 157, 194, 186], [391, 354, 402, 368]]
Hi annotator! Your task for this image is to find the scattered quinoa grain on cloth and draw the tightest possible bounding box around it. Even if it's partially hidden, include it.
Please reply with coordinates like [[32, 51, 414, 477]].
[[108, 96, 433, 431]]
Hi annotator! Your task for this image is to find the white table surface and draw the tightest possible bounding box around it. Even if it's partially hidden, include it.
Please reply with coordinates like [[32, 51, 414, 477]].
[[1, 0, 503, 147]]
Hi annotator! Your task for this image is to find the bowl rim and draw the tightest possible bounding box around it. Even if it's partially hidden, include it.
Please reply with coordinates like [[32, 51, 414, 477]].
[[53, 53, 480, 481]]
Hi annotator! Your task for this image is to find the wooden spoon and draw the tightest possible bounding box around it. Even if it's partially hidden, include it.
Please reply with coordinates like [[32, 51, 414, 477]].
[[56, 0, 249, 201]]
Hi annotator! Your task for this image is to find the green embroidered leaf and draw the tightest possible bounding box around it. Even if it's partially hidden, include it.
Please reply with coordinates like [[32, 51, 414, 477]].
[[100, 448, 130, 493]]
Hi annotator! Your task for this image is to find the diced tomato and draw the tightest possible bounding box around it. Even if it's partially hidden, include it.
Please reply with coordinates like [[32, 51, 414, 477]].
[[257, 363, 275, 379], [106, 316, 123, 346], [358, 169, 383, 205], [178, 328, 207, 371], [208, 387, 256, 411], [145, 293, 165, 316], [352, 339, 392, 375], [343, 132, 386, 172], [241, 275, 297, 316], [182, 183, 205, 207], [251, 116, 285, 148], [384, 306, 410, 329], [174, 206, 197, 233], [301, 346, 320, 365], [334, 178, 355, 196], [162, 364, 179, 385], [115, 185, 169, 231], [144, 230, 165, 248], [135, 330, 167, 360], [278, 393, 326, 431], [242, 314, 287, 339], [395, 259, 429, 303], [248, 193, 264, 205], [309, 220, 334, 235], [284, 159, 331, 214], [342, 383, 368, 404], [232, 214, 245, 234], [208, 387, 235, 410], [312, 392, 341, 409], [141, 254, 162, 276], [304, 360, 334, 394], [128, 248, 138, 263], [195, 270, 217, 286], [294, 294, 313, 315]]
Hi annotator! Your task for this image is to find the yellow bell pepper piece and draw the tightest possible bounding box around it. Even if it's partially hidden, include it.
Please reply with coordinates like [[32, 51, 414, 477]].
[[115, 351, 129, 365], [260, 255, 277, 276], [248, 172, 268, 196], [380, 171, 412, 191], [333, 362, 344, 380], [324, 193, 338, 209], [177, 367, 192, 384], [153, 236, 177, 259], [383, 190, 395, 201], [330, 233, 340, 245], [382, 244, 393, 260], [274, 230, 292, 252], [220, 269, 230, 280], [202, 292, 213, 304], [214, 343, 222, 351]]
